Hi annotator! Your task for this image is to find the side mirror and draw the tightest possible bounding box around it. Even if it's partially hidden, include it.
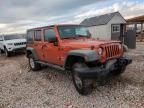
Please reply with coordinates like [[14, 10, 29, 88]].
[[48, 36, 58, 46]]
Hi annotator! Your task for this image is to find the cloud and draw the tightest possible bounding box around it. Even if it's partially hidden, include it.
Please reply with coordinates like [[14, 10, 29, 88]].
[[0, 0, 108, 34], [0, 0, 144, 34], [74, 0, 144, 20], [0, 0, 107, 23]]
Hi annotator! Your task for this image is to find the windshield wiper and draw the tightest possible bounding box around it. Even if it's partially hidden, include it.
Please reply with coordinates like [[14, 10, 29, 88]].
[[62, 37, 76, 39], [62, 35, 89, 39]]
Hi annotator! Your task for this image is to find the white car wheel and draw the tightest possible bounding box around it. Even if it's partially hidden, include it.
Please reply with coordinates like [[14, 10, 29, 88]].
[[4, 48, 10, 57]]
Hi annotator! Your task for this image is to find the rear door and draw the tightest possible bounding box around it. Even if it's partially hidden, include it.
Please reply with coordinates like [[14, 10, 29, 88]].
[[33, 30, 43, 60], [42, 28, 60, 65]]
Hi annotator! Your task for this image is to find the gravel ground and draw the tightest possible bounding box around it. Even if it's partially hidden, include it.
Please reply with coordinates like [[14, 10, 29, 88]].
[[0, 43, 144, 108]]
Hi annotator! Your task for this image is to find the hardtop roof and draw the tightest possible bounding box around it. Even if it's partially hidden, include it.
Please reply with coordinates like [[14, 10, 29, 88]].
[[27, 24, 82, 31]]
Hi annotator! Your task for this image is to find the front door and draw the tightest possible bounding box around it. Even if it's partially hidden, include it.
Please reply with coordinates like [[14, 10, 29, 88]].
[[42, 28, 60, 65]]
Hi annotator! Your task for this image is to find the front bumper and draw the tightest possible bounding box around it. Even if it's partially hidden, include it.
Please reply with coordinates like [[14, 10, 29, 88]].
[[8, 47, 26, 52], [75, 57, 132, 78]]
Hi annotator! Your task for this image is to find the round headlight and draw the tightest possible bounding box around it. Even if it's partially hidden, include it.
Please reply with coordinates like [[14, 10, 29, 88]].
[[98, 48, 103, 55]]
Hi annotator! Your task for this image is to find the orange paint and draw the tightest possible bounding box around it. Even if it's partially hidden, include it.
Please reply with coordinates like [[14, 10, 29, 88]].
[[27, 25, 123, 65]]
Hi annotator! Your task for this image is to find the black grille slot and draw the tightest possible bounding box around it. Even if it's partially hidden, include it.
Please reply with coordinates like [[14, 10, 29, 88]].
[[14, 42, 26, 46]]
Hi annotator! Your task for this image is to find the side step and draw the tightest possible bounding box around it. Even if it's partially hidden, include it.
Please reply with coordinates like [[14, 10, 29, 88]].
[[36, 61, 65, 71]]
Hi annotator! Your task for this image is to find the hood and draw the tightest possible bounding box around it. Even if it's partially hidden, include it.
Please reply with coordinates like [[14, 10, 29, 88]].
[[5, 39, 26, 43], [61, 38, 121, 49]]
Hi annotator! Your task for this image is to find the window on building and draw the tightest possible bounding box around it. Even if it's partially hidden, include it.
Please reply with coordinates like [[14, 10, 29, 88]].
[[34, 30, 42, 41], [44, 29, 56, 41], [112, 25, 120, 33]]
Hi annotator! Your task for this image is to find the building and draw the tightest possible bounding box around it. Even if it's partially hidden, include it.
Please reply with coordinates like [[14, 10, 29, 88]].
[[127, 15, 144, 41], [80, 12, 126, 41]]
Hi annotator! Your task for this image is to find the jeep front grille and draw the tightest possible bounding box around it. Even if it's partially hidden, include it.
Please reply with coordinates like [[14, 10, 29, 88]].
[[104, 45, 121, 59], [14, 42, 26, 46]]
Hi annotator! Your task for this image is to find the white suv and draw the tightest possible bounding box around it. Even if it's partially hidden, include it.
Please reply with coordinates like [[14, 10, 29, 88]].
[[0, 35, 26, 57]]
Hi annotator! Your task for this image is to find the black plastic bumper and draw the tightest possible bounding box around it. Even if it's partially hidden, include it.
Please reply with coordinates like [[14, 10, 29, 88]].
[[75, 57, 132, 78], [12, 47, 26, 52]]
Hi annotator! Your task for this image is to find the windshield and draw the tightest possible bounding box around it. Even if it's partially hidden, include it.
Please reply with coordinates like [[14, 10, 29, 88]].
[[4, 35, 24, 40], [58, 25, 91, 39]]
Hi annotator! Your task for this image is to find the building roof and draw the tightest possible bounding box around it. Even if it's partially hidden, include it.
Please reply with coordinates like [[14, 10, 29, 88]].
[[80, 12, 124, 27], [127, 15, 144, 24]]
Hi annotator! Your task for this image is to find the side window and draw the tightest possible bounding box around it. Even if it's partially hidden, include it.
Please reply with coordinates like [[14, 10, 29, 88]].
[[112, 25, 120, 33], [44, 29, 55, 41], [34, 30, 42, 41], [27, 31, 34, 43]]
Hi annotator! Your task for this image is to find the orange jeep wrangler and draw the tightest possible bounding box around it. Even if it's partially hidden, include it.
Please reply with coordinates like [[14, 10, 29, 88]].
[[26, 24, 132, 95]]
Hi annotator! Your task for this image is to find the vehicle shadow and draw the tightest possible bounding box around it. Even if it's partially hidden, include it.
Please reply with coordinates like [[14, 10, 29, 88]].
[[30, 66, 137, 95], [22, 61, 142, 96]]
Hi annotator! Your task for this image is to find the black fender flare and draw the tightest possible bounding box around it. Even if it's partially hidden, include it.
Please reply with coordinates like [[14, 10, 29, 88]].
[[64, 50, 100, 68], [26, 47, 39, 60]]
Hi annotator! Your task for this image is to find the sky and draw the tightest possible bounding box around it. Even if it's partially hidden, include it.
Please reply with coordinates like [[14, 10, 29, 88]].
[[0, 0, 144, 34]]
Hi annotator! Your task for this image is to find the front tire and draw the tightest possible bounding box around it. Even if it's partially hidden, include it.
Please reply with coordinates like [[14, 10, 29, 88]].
[[72, 63, 93, 95], [111, 67, 126, 76], [28, 55, 41, 71], [4, 48, 11, 57]]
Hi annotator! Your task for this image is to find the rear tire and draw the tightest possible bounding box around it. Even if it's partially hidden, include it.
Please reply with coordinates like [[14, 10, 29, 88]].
[[28, 55, 41, 71], [72, 63, 93, 95]]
